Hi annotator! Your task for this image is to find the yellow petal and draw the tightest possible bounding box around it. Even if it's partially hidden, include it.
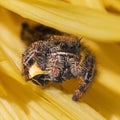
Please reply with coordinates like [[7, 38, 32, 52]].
[[0, 0, 120, 42], [67, 0, 106, 11], [103, 0, 120, 13]]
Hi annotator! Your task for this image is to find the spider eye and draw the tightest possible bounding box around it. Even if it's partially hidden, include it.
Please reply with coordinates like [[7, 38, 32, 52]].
[[54, 40, 60, 45], [60, 42, 68, 49], [70, 44, 75, 50]]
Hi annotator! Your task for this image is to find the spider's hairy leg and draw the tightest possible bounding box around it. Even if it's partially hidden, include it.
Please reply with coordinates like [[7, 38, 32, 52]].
[[22, 41, 43, 80], [72, 51, 96, 101], [22, 51, 34, 80], [46, 54, 64, 82]]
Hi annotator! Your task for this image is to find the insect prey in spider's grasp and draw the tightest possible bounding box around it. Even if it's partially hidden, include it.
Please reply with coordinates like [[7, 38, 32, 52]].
[[21, 23, 96, 101]]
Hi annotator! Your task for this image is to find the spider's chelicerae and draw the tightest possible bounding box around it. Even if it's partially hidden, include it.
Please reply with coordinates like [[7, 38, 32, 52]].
[[21, 23, 96, 101]]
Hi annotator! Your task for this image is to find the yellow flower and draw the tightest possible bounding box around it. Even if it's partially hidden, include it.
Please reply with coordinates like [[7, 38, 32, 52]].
[[0, 0, 120, 120]]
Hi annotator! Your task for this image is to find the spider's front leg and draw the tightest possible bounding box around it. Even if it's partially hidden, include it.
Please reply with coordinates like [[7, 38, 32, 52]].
[[46, 54, 64, 82], [22, 41, 44, 80], [22, 51, 35, 80], [71, 52, 96, 101]]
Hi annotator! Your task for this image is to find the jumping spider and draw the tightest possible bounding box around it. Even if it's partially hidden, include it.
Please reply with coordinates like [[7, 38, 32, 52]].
[[21, 23, 96, 101]]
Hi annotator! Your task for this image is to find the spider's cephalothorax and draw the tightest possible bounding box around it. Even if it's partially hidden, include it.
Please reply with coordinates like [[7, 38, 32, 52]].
[[21, 23, 96, 101]]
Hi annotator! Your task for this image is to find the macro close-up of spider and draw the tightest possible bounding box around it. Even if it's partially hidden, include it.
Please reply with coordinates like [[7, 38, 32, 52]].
[[1, 0, 120, 119], [21, 23, 96, 101]]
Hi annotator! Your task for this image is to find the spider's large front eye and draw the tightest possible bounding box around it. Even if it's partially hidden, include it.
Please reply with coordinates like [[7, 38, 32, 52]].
[[60, 42, 68, 49]]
